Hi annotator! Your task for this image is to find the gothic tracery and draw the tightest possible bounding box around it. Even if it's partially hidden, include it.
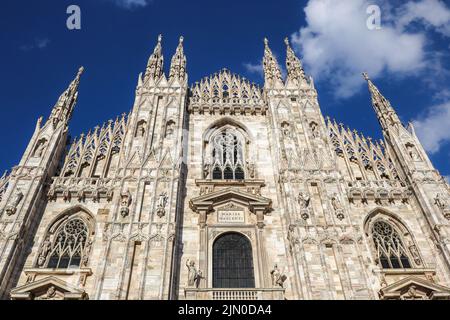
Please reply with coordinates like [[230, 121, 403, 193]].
[[45, 217, 90, 269], [371, 220, 413, 269], [210, 129, 245, 180], [2, 36, 450, 301]]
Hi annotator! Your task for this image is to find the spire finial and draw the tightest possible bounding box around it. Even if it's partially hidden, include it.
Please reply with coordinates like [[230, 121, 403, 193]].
[[77, 66, 84, 77], [285, 36, 306, 84], [49, 66, 83, 126], [362, 72, 369, 81], [169, 35, 187, 81], [364, 73, 402, 130], [144, 34, 164, 81], [263, 37, 282, 85]]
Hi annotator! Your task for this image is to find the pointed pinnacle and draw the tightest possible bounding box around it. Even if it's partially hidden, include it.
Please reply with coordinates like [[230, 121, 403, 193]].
[[362, 72, 369, 81], [78, 66, 85, 77]]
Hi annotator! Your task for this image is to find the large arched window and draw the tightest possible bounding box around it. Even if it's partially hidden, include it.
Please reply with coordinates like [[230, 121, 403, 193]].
[[211, 129, 245, 180], [213, 233, 255, 288], [47, 218, 89, 269], [372, 220, 412, 269]]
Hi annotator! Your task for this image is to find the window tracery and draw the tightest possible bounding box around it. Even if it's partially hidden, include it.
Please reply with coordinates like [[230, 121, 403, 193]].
[[210, 129, 245, 180], [45, 218, 90, 269], [372, 220, 412, 269]]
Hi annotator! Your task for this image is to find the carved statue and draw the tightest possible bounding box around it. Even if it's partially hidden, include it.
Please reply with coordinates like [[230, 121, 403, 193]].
[[44, 286, 57, 300], [186, 259, 201, 287], [434, 193, 447, 211], [37, 237, 52, 267], [136, 121, 146, 137], [166, 121, 175, 137], [5, 190, 24, 216], [407, 240, 422, 265], [310, 122, 319, 138], [247, 161, 256, 179], [121, 190, 132, 207], [270, 264, 287, 288], [298, 192, 310, 209], [33, 139, 47, 158], [81, 239, 93, 267], [120, 190, 132, 217], [287, 225, 300, 248], [406, 144, 420, 161], [77, 189, 85, 202], [156, 192, 168, 218], [402, 285, 428, 300], [203, 161, 211, 179], [195, 269, 204, 289], [157, 192, 168, 208], [331, 193, 343, 211], [281, 123, 290, 137]]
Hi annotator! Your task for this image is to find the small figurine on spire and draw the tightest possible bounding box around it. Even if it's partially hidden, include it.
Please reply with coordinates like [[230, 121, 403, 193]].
[[169, 36, 187, 82], [144, 34, 164, 82], [263, 37, 283, 86], [362, 72, 369, 81]]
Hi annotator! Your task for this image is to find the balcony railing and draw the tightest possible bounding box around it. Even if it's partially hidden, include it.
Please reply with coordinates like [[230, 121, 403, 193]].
[[184, 288, 285, 300]]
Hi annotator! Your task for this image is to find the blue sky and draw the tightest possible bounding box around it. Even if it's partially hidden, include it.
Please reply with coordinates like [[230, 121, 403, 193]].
[[0, 0, 449, 179]]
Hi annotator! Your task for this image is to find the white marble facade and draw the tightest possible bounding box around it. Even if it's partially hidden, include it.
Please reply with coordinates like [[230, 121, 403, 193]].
[[1, 35, 450, 300]]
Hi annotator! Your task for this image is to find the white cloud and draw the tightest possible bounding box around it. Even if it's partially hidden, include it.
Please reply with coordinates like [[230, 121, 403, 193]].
[[243, 62, 264, 78], [398, 0, 450, 37], [445, 176, 450, 184], [109, 0, 151, 9], [413, 101, 450, 153], [20, 38, 50, 51], [291, 0, 450, 98]]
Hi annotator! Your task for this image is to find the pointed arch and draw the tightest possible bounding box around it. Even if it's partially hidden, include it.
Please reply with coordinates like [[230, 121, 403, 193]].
[[46, 205, 96, 235], [36, 205, 96, 269], [203, 117, 253, 143], [203, 118, 254, 180], [364, 208, 423, 269]]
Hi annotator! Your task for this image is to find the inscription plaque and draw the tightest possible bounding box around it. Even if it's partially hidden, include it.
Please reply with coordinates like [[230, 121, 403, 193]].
[[217, 210, 245, 223]]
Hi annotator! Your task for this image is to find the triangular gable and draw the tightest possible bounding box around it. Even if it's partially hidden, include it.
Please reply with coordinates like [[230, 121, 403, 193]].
[[190, 187, 272, 214], [10, 276, 87, 300], [380, 276, 450, 300]]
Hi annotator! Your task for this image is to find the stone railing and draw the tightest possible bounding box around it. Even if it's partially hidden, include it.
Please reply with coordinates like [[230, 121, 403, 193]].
[[184, 288, 285, 300]]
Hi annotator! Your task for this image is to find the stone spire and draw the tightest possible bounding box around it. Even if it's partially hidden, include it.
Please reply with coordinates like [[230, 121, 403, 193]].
[[49, 66, 84, 127], [144, 34, 164, 82], [285, 37, 306, 83], [263, 38, 282, 86], [363, 72, 402, 131], [169, 36, 187, 82]]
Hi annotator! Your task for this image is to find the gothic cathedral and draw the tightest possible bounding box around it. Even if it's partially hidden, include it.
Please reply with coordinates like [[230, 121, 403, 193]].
[[1, 35, 450, 300]]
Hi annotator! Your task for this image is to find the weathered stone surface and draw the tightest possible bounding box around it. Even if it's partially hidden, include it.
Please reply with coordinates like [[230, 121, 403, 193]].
[[1, 36, 450, 300]]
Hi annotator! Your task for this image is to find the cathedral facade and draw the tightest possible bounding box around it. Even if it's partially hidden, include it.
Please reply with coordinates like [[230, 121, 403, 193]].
[[1, 35, 450, 300]]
